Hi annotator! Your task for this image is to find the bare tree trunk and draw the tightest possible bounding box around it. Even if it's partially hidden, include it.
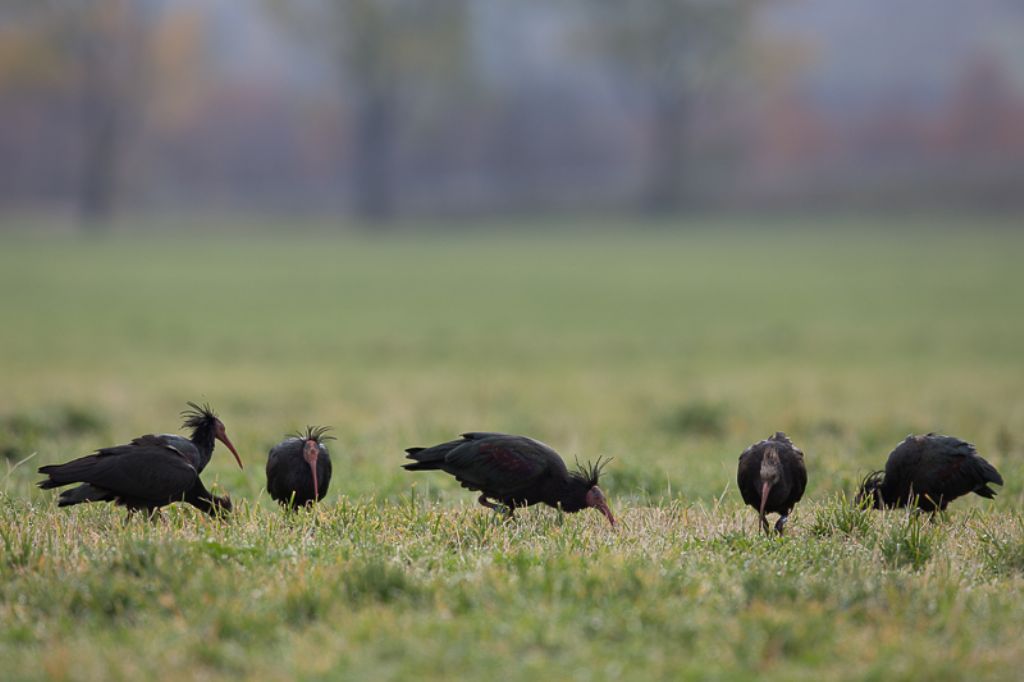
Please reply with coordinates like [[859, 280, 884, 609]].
[[78, 82, 120, 229], [73, 0, 147, 230], [643, 90, 689, 214], [351, 88, 398, 222]]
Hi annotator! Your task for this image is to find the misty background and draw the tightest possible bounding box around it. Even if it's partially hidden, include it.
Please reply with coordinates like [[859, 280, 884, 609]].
[[1, 0, 1022, 227]]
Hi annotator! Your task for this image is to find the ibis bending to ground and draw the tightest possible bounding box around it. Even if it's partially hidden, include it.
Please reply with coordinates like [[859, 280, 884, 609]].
[[856, 434, 1003, 512], [737, 432, 807, 535], [266, 426, 333, 508], [402, 432, 616, 527], [37, 402, 242, 517]]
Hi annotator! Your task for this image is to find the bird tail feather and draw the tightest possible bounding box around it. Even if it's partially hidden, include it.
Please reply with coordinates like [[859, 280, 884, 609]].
[[36, 471, 64, 490], [37, 457, 99, 488], [977, 458, 1004, 487], [56, 484, 113, 507], [974, 484, 998, 499], [402, 461, 442, 471], [402, 441, 460, 470]]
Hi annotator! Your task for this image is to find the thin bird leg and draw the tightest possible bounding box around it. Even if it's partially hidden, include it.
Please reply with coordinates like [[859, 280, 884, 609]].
[[759, 514, 771, 536], [775, 514, 789, 535], [929, 500, 950, 524], [478, 495, 516, 520]]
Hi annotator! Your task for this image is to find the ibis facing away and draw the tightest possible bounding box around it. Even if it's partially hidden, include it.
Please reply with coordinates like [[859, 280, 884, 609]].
[[856, 434, 1003, 512]]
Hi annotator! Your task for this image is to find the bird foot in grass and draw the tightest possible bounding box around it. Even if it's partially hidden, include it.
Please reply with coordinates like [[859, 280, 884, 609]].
[[908, 507, 936, 523], [478, 494, 515, 520], [477, 494, 500, 512], [775, 515, 788, 535]]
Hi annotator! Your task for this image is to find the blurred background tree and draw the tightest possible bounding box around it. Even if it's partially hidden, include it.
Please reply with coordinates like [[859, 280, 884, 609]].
[[0, 0, 1022, 227], [580, 0, 755, 213], [0, 0, 153, 229], [268, 0, 470, 221], [71, 0, 151, 229]]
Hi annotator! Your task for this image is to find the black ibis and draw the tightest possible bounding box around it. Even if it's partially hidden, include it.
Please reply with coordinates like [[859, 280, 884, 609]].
[[266, 425, 333, 508], [37, 402, 242, 517], [856, 433, 1003, 512], [403, 432, 616, 526], [737, 432, 808, 535]]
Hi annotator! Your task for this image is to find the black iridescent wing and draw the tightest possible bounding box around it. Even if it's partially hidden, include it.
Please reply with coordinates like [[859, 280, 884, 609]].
[[266, 438, 302, 503], [444, 433, 564, 498], [781, 444, 807, 505], [44, 434, 199, 501], [888, 435, 1002, 505], [736, 442, 766, 510]]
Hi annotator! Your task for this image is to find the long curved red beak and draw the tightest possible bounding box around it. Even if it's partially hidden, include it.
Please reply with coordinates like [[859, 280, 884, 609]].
[[759, 481, 772, 528], [304, 441, 320, 501], [218, 433, 243, 469], [586, 486, 617, 528]]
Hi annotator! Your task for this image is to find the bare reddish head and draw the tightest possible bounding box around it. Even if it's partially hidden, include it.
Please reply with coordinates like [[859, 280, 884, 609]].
[[214, 419, 243, 469], [576, 456, 616, 528], [182, 402, 243, 470], [585, 485, 616, 527], [303, 439, 321, 500]]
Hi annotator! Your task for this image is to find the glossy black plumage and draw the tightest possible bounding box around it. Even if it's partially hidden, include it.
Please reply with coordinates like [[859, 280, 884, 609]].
[[403, 432, 616, 526], [266, 426, 333, 508], [37, 402, 240, 517], [737, 432, 808, 534], [857, 434, 1003, 512]]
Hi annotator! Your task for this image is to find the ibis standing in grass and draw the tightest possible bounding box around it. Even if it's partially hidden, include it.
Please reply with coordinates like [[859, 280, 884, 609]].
[[37, 402, 243, 517], [266, 426, 333, 508], [856, 433, 1003, 512], [402, 432, 616, 526], [737, 432, 807, 535]]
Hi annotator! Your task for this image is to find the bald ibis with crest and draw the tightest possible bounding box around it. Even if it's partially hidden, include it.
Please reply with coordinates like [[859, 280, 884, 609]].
[[266, 425, 333, 508], [737, 432, 807, 535], [402, 432, 616, 526], [856, 434, 1003, 512], [37, 402, 242, 517]]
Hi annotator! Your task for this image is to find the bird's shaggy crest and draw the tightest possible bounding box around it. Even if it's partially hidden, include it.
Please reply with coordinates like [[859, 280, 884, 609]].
[[290, 425, 335, 443], [574, 455, 612, 487], [856, 470, 886, 506], [181, 401, 218, 429]]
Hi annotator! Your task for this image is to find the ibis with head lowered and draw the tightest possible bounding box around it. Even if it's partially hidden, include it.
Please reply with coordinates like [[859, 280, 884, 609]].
[[737, 432, 807, 535], [856, 433, 1002, 512], [403, 432, 616, 526]]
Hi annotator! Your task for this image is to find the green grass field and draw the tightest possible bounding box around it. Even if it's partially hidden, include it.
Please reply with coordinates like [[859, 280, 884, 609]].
[[2, 214, 1023, 680]]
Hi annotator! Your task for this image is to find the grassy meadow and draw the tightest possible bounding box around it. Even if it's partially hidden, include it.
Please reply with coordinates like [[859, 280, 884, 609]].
[[1, 213, 1023, 680]]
